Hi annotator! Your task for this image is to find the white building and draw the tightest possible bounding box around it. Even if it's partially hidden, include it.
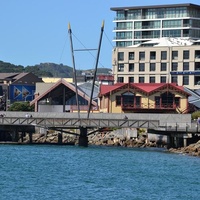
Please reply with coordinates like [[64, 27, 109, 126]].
[[111, 3, 200, 90], [111, 3, 200, 46], [112, 37, 200, 90]]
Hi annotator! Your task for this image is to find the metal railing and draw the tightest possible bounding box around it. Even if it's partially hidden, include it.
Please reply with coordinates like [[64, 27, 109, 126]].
[[122, 103, 177, 110], [0, 116, 159, 129]]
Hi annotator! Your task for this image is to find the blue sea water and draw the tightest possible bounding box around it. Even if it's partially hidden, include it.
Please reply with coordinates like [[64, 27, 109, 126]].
[[0, 145, 200, 200]]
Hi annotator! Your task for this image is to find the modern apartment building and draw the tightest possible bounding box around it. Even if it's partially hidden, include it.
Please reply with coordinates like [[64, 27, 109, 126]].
[[111, 3, 200, 46], [111, 3, 200, 90]]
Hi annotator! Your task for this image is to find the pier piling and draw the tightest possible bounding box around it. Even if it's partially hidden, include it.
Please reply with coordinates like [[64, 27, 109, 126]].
[[79, 127, 88, 147]]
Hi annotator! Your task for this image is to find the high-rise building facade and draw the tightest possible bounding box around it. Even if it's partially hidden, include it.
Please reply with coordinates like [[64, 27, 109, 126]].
[[111, 3, 200, 47], [111, 3, 200, 90]]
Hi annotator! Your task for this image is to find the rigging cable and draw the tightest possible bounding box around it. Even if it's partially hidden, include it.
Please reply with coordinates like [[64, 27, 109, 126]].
[[71, 32, 105, 68]]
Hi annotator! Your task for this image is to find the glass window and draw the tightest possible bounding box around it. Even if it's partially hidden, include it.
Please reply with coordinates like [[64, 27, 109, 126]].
[[150, 63, 156, 71], [183, 62, 189, 71], [183, 76, 189, 85], [134, 21, 142, 29], [150, 51, 156, 60], [195, 50, 200, 59], [116, 32, 132, 40], [129, 52, 134, 60], [161, 51, 167, 60], [139, 77, 145, 83], [150, 76, 155, 83], [129, 64, 134, 72], [117, 77, 124, 83], [195, 76, 200, 85], [183, 50, 189, 59], [118, 52, 124, 61], [116, 96, 121, 106], [175, 97, 180, 107], [172, 62, 178, 71], [117, 22, 133, 30], [135, 96, 141, 108], [172, 51, 178, 60], [171, 75, 177, 83], [129, 77, 134, 83], [122, 92, 134, 107], [161, 63, 167, 71], [155, 96, 160, 108], [160, 76, 166, 83], [139, 63, 145, 71], [195, 62, 200, 70], [139, 52, 145, 60], [162, 20, 182, 28], [163, 30, 181, 37], [135, 31, 141, 39], [116, 41, 132, 47], [118, 64, 124, 72]]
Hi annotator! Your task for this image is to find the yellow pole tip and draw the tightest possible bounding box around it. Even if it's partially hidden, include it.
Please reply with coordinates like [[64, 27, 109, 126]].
[[68, 23, 71, 30], [102, 20, 105, 28]]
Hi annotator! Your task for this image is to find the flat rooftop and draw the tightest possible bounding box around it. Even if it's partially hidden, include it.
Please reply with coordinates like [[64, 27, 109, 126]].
[[110, 3, 200, 11]]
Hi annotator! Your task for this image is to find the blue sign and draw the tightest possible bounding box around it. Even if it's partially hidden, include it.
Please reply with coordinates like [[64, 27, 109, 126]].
[[170, 71, 200, 75], [9, 85, 35, 101]]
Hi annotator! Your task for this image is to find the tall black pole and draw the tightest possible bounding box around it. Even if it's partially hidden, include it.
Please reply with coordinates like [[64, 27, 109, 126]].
[[87, 20, 104, 119], [68, 23, 80, 119]]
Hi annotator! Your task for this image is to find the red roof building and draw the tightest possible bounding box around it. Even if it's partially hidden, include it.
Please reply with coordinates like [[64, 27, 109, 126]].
[[99, 83, 192, 113]]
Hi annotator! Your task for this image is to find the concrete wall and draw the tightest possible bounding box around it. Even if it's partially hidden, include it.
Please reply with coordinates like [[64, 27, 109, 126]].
[[2, 111, 192, 129], [38, 105, 70, 112]]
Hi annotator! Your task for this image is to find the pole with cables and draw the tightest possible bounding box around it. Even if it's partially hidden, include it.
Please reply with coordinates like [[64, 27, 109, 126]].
[[87, 20, 104, 119], [68, 23, 80, 119]]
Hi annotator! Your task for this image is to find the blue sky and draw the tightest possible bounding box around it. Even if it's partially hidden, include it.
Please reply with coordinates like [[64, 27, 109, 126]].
[[0, 0, 199, 70]]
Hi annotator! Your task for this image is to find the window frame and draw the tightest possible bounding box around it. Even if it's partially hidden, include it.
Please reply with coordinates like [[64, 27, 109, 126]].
[[118, 52, 124, 61], [129, 63, 134, 72], [139, 52, 145, 60], [161, 51, 167, 60], [139, 63, 145, 71], [183, 50, 189, 60], [129, 52, 135, 60]]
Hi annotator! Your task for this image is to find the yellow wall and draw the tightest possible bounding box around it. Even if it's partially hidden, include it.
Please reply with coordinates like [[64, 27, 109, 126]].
[[100, 88, 188, 113], [42, 77, 73, 83]]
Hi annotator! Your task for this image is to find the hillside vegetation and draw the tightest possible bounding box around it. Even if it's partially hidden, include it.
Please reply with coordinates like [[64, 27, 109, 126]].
[[0, 61, 111, 78]]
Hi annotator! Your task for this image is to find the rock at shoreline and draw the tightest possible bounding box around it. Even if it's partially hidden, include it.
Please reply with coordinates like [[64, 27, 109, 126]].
[[169, 140, 200, 157], [15, 130, 200, 157], [20, 132, 77, 145], [88, 133, 158, 148]]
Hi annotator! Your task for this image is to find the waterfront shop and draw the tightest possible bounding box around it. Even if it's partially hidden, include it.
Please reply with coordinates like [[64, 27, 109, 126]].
[[99, 83, 191, 114]]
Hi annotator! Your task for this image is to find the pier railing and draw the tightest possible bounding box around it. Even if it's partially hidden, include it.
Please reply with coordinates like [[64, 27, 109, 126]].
[[0, 116, 159, 129]]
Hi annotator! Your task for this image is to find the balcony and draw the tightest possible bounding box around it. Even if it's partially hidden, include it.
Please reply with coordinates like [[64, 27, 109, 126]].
[[122, 103, 177, 112], [114, 27, 133, 30], [134, 35, 160, 39], [142, 25, 161, 29], [114, 36, 132, 40]]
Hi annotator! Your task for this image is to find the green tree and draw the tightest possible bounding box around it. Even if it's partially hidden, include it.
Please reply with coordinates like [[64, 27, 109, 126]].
[[8, 102, 34, 111]]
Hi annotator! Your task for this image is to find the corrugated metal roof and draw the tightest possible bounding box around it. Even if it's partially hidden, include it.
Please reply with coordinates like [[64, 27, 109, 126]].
[[77, 82, 99, 99]]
